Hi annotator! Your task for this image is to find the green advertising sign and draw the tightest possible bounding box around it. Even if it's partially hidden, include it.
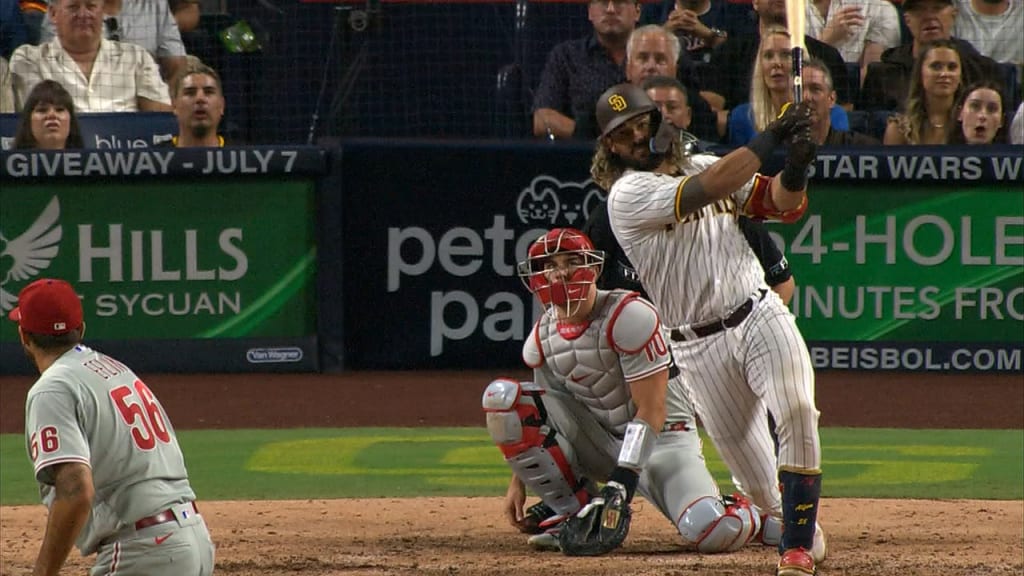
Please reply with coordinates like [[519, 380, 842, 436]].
[[0, 180, 316, 342], [763, 184, 1023, 370]]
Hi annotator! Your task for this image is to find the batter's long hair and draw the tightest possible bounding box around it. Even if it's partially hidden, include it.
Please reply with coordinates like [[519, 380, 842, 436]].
[[590, 134, 687, 191], [13, 80, 84, 149], [902, 39, 964, 145]]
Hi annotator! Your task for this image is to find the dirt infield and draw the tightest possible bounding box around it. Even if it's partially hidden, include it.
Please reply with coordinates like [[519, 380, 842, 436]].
[[1, 370, 1022, 575]]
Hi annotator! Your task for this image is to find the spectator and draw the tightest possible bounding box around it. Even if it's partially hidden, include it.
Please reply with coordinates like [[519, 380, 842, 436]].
[[726, 27, 850, 146], [40, 0, 187, 81], [10, 0, 172, 112], [531, 0, 641, 140], [625, 24, 720, 141], [659, 0, 746, 63], [702, 0, 853, 111], [951, 80, 1006, 143], [952, 0, 1023, 67], [805, 0, 901, 81], [884, 38, 964, 144], [168, 57, 224, 147], [13, 78, 83, 148], [803, 57, 881, 144], [1011, 101, 1024, 143], [18, 0, 46, 45], [169, 0, 200, 34], [859, 0, 1001, 110], [1, 56, 14, 113], [2, 0, 29, 59]]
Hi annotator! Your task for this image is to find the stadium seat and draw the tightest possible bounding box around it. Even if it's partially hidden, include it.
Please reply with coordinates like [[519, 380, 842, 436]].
[[847, 110, 870, 135], [493, 63, 531, 138], [868, 110, 894, 140], [996, 62, 1021, 110]]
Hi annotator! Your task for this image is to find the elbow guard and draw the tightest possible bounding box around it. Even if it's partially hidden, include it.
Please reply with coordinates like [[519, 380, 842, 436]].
[[743, 174, 809, 223]]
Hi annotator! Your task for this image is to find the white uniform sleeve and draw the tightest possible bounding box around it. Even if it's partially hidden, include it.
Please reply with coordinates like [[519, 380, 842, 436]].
[[608, 295, 671, 382], [25, 385, 91, 486], [522, 321, 544, 369]]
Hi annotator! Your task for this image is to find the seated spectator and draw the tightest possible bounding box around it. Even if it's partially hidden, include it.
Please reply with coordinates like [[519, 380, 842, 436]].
[[641, 74, 722, 149], [1011, 101, 1024, 143], [167, 57, 224, 147], [884, 38, 964, 144], [2, 0, 29, 59], [10, 0, 172, 112], [40, 0, 187, 81], [17, 0, 46, 45], [859, 0, 1001, 110], [726, 27, 850, 146], [624, 24, 720, 141], [803, 57, 881, 144], [12, 78, 83, 148], [805, 0, 901, 81], [531, 0, 640, 140], [657, 0, 746, 63], [951, 80, 1006, 143], [952, 0, 1022, 67], [702, 0, 853, 111], [169, 0, 200, 35], [1, 56, 13, 113]]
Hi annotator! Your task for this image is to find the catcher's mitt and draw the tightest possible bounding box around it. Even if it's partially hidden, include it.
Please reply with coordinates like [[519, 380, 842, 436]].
[[558, 482, 632, 556]]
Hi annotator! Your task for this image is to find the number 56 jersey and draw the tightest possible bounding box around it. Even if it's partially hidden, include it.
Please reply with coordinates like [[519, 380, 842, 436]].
[[24, 344, 196, 555]]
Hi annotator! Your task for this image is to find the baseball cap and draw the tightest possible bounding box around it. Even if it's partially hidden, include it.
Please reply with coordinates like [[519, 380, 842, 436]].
[[7, 279, 84, 335], [902, 0, 953, 11]]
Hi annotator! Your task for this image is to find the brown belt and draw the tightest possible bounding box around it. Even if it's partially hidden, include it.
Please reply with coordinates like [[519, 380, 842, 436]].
[[670, 290, 765, 342], [134, 501, 198, 530]]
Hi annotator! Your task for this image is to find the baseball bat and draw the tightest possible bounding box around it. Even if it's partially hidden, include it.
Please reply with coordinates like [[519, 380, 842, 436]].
[[785, 0, 807, 103]]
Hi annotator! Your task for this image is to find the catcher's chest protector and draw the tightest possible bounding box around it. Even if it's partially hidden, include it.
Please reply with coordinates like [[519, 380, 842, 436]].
[[536, 291, 639, 435]]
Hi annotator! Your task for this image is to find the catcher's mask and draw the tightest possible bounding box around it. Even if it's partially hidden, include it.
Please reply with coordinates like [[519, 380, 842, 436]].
[[596, 83, 678, 154], [518, 228, 605, 316]]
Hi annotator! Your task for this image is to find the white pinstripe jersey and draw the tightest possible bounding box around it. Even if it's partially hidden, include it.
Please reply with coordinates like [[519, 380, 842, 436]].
[[523, 290, 694, 436], [607, 153, 769, 328], [24, 345, 195, 555]]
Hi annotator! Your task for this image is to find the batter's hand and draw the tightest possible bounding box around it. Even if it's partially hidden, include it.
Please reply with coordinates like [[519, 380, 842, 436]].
[[504, 475, 529, 532], [766, 101, 813, 142], [787, 126, 818, 169]]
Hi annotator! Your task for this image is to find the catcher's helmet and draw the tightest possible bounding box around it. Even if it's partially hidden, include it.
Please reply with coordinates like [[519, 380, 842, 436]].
[[596, 83, 679, 154], [517, 228, 605, 315]]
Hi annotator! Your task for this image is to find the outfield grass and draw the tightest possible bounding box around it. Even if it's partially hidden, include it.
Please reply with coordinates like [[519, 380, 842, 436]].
[[1, 427, 1021, 505]]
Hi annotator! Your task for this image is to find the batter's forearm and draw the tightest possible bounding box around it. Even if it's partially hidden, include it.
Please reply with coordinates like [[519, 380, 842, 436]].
[[770, 173, 807, 212], [678, 147, 763, 216]]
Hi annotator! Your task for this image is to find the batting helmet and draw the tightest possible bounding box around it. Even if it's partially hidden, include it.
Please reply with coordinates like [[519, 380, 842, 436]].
[[596, 83, 679, 154], [517, 228, 605, 315]]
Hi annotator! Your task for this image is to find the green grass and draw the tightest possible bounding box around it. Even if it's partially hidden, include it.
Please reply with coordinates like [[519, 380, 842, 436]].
[[1, 427, 1021, 505]]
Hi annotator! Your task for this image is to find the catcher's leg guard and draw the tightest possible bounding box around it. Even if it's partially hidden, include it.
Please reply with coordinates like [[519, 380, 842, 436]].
[[483, 378, 589, 516], [676, 494, 762, 553]]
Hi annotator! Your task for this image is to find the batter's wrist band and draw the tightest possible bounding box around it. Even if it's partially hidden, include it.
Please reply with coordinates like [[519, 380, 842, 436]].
[[781, 162, 809, 191], [608, 466, 640, 502], [745, 131, 778, 166]]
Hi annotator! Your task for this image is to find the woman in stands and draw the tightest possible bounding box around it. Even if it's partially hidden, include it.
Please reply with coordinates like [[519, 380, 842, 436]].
[[13, 79, 83, 149], [726, 26, 848, 146], [883, 39, 963, 145], [950, 80, 1006, 145]]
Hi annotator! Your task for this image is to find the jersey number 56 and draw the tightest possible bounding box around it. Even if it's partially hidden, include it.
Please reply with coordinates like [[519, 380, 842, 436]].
[[110, 379, 172, 450]]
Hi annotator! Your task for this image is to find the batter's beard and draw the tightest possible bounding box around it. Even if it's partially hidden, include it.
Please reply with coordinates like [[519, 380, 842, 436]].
[[619, 149, 665, 171]]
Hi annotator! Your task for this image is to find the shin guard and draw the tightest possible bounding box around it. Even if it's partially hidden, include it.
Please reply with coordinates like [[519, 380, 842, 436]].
[[778, 470, 822, 551]]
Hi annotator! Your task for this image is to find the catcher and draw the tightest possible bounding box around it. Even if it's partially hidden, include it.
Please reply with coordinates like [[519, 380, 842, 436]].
[[483, 228, 773, 556]]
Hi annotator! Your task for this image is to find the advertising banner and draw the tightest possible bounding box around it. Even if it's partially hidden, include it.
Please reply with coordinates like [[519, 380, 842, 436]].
[[1, 112, 178, 150], [338, 142, 1023, 372], [0, 152, 321, 373]]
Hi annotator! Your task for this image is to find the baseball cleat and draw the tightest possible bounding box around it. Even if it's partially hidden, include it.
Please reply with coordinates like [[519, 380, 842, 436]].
[[526, 531, 562, 552], [811, 523, 827, 564], [777, 547, 816, 576]]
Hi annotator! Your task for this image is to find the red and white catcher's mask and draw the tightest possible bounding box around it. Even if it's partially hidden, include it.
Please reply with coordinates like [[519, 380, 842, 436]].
[[517, 228, 605, 316]]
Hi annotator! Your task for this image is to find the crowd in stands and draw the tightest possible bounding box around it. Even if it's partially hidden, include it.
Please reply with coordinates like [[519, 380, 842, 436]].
[[532, 0, 1023, 146], [0, 0, 225, 146]]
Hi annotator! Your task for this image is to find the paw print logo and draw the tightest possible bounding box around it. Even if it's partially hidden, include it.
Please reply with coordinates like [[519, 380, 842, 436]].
[[516, 176, 606, 227]]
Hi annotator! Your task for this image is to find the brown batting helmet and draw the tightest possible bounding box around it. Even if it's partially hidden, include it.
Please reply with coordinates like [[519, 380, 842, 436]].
[[596, 83, 657, 138]]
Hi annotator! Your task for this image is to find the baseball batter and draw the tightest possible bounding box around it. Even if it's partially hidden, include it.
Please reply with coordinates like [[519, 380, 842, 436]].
[[590, 84, 823, 576], [483, 228, 768, 556], [9, 278, 215, 576]]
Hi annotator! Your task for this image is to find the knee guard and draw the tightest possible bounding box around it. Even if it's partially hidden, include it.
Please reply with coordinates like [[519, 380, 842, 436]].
[[676, 494, 762, 553], [482, 378, 588, 516]]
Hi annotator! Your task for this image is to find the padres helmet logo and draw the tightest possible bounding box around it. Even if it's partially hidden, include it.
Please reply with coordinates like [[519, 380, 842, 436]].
[[608, 94, 628, 112]]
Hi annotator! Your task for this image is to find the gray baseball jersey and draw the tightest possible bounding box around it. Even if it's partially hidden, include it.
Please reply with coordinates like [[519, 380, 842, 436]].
[[524, 289, 722, 526], [606, 157, 821, 518], [24, 344, 213, 574]]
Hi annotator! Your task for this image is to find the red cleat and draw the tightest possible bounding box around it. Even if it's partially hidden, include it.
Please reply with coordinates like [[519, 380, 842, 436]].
[[777, 547, 816, 576]]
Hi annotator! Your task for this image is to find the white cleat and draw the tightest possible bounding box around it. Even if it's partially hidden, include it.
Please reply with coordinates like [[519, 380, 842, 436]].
[[811, 523, 827, 564]]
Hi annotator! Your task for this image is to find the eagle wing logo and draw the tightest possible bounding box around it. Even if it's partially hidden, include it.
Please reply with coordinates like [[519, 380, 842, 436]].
[[1, 197, 63, 313]]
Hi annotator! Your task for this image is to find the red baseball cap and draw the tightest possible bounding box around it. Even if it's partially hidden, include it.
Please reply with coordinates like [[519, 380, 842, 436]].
[[7, 279, 84, 335]]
